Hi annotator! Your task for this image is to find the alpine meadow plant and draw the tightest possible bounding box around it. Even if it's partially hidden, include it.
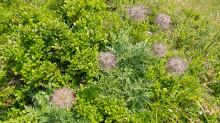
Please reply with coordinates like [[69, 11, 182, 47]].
[[50, 88, 76, 110], [155, 13, 172, 29], [166, 57, 186, 75], [24, 90, 87, 122], [1, 0, 220, 122], [98, 52, 116, 70], [128, 6, 146, 22], [152, 43, 166, 57]]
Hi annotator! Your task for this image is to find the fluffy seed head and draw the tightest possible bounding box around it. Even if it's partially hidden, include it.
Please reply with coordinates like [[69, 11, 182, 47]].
[[155, 13, 172, 29], [152, 43, 166, 57], [128, 6, 146, 22], [166, 57, 186, 75], [50, 88, 76, 110], [98, 52, 116, 70]]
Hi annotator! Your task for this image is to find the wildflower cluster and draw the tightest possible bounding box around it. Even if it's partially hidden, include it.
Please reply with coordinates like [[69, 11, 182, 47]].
[[152, 42, 186, 75], [2, 0, 218, 122]]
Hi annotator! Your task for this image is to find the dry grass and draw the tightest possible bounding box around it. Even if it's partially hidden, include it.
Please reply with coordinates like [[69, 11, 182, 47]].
[[168, 0, 220, 23]]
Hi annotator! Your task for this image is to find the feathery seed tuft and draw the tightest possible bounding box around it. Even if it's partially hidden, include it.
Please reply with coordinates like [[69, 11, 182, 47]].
[[50, 88, 76, 110], [98, 52, 116, 70], [128, 6, 146, 22], [155, 13, 172, 29], [166, 57, 186, 75], [152, 43, 166, 57]]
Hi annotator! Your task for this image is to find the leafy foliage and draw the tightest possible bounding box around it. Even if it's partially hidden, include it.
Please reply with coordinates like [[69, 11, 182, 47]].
[[0, 0, 220, 122]]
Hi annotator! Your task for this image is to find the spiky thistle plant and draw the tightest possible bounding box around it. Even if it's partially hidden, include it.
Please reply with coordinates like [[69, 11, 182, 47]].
[[98, 52, 116, 70], [152, 43, 166, 57], [50, 88, 76, 110], [166, 57, 186, 75], [155, 13, 172, 29], [128, 6, 146, 22]]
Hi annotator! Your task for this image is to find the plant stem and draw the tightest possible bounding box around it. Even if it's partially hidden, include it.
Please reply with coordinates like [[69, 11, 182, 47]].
[[103, 70, 106, 95], [139, 31, 158, 56]]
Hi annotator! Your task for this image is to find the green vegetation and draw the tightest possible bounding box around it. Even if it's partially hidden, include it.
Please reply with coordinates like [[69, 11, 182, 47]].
[[0, 0, 219, 122]]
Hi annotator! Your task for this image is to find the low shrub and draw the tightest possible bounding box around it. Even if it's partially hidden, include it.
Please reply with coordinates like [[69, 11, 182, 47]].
[[0, 0, 219, 122]]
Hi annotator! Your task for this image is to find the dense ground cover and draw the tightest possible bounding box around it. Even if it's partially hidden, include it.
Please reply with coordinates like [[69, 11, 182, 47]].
[[0, 0, 220, 122]]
